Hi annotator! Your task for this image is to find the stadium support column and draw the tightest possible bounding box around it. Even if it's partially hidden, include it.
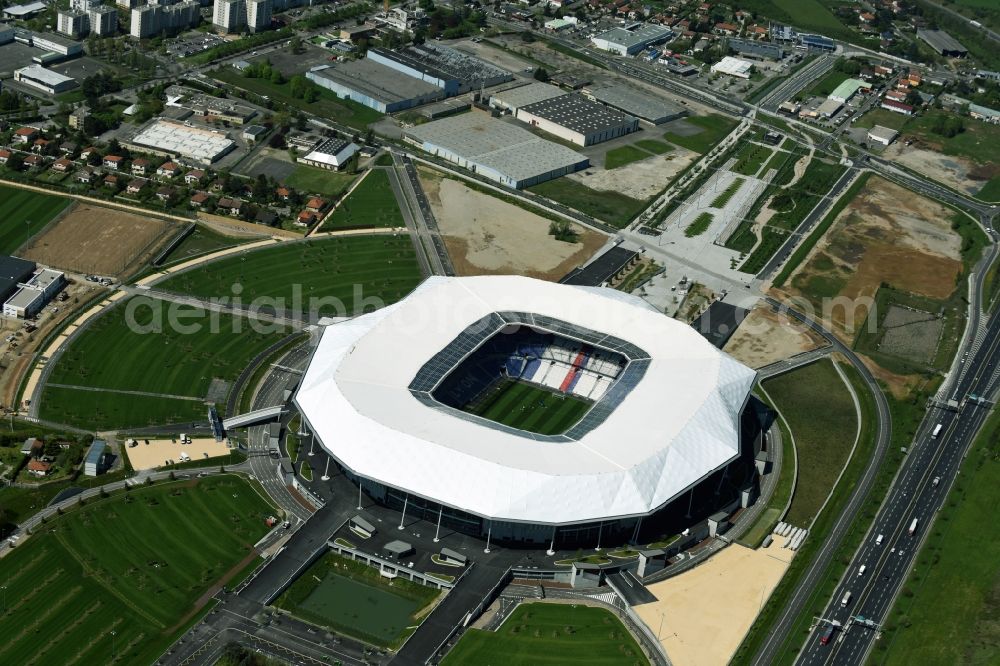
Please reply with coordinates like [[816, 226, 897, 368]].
[[357, 483, 363, 510], [433, 506, 443, 543], [631, 517, 643, 544], [686, 488, 695, 518], [595, 521, 603, 551], [546, 526, 557, 556], [715, 466, 728, 495], [399, 495, 409, 530], [484, 521, 492, 554], [321, 456, 330, 481]]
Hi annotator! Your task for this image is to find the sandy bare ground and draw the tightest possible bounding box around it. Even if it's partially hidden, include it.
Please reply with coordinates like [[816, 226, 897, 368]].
[[568, 148, 698, 200], [420, 173, 607, 281], [635, 536, 794, 666], [882, 143, 989, 195], [123, 437, 232, 471], [724, 306, 826, 368], [774, 177, 964, 339], [22, 203, 175, 276]]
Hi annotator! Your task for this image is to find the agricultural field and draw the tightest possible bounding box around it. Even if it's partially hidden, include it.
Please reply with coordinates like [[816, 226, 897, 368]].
[[0, 475, 274, 666], [443, 602, 648, 666], [22, 203, 174, 276], [156, 225, 256, 267], [663, 115, 738, 154], [284, 165, 357, 199], [465, 379, 592, 436], [0, 185, 72, 256], [156, 235, 422, 317], [318, 170, 403, 231], [762, 358, 858, 527], [876, 411, 1000, 665], [275, 552, 439, 648]]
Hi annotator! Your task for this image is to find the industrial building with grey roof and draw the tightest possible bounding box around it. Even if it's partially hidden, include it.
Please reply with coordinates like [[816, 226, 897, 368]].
[[516, 93, 639, 146], [368, 43, 512, 94], [127, 119, 235, 165], [917, 29, 967, 57], [585, 84, 686, 124], [306, 59, 444, 114], [404, 111, 588, 189], [489, 81, 567, 113]]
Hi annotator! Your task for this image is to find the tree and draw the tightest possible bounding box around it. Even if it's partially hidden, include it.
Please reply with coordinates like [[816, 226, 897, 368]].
[[289, 35, 303, 54], [534, 67, 550, 82]]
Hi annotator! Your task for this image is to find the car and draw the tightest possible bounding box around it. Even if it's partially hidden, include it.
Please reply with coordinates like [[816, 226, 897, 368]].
[[932, 476, 940, 486]]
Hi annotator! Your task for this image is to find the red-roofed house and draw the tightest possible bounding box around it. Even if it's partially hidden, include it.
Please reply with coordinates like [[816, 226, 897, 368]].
[[27, 459, 51, 477], [157, 161, 180, 178], [52, 158, 73, 173], [103, 155, 124, 170], [305, 197, 327, 213], [881, 99, 914, 115], [297, 210, 317, 227], [14, 127, 38, 144], [0, 149, 10, 165]]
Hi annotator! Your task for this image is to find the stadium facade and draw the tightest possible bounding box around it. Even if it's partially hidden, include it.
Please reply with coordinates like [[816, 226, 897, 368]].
[[296, 276, 759, 548]]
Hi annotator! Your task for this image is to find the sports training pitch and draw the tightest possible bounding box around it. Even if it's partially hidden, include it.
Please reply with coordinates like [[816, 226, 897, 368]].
[[465, 379, 593, 435], [38, 300, 282, 429], [276, 552, 439, 648], [0, 185, 72, 255], [156, 235, 422, 317], [442, 602, 649, 665], [0, 475, 274, 665]]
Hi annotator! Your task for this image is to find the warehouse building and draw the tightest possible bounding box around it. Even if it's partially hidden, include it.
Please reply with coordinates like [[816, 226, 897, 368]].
[[367, 44, 512, 95], [28, 32, 83, 61], [917, 29, 967, 57], [3, 268, 66, 318], [828, 78, 868, 103], [489, 81, 566, 114], [728, 38, 784, 61], [0, 22, 13, 45], [711, 56, 753, 79], [128, 120, 236, 165], [0, 256, 37, 304], [404, 112, 589, 189], [517, 93, 638, 146], [591, 23, 673, 56], [584, 84, 686, 124], [299, 137, 358, 170], [306, 59, 443, 113], [14, 65, 77, 94], [866, 125, 898, 147], [84, 439, 107, 476]]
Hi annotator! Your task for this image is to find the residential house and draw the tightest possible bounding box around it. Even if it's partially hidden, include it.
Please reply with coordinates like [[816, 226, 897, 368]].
[[103, 155, 124, 170], [76, 167, 96, 183], [23, 154, 44, 170], [190, 191, 210, 207], [276, 186, 291, 200], [184, 169, 205, 185], [80, 146, 98, 161], [305, 197, 327, 213], [296, 210, 316, 227], [217, 197, 243, 216], [20, 437, 43, 456], [59, 141, 78, 155], [131, 158, 151, 175], [157, 161, 180, 178], [27, 459, 51, 477], [31, 138, 50, 153], [156, 186, 175, 202], [14, 127, 38, 144], [0, 149, 10, 165], [104, 174, 120, 188], [256, 209, 278, 226], [51, 158, 73, 173], [127, 178, 147, 194]]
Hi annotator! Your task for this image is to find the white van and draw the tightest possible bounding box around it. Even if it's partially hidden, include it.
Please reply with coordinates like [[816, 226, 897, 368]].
[[857, 565, 866, 577], [841, 591, 852, 607], [875, 534, 884, 546]]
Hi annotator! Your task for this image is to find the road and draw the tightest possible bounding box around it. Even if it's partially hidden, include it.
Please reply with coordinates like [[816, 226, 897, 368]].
[[919, 0, 1000, 44], [758, 55, 835, 111]]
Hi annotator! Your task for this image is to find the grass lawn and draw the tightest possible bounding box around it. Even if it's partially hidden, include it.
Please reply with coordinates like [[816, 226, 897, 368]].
[[157, 225, 255, 266], [903, 109, 1000, 165], [762, 358, 858, 527], [466, 379, 592, 435], [853, 107, 912, 131], [0, 475, 273, 666], [212, 67, 383, 131], [876, 410, 1000, 665], [635, 139, 672, 154], [664, 114, 738, 154], [528, 179, 648, 229], [739, 227, 788, 274], [157, 235, 422, 317], [977, 175, 1000, 203], [38, 387, 208, 431], [0, 185, 72, 256], [319, 170, 403, 230], [735, 0, 856, 43], [604, 145, 653, 170], [710, 177, 745, 208], [802, 69, 850, 99], [284, 165, 357, 199], [685, 212, 714, 237], [731, 144, 774, 177], [443, 602, 648, 665], [275, 552, 439, 648]]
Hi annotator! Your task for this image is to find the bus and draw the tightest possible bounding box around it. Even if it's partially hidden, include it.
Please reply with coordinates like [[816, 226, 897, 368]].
[[931, 423, 943, 439]]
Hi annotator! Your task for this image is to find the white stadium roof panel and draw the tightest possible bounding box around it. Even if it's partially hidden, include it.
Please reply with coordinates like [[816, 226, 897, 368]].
[[296, 275, 756, 525]]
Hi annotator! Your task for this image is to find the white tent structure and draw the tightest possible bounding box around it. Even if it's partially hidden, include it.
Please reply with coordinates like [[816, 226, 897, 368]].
[[295, 275, 756, 538]]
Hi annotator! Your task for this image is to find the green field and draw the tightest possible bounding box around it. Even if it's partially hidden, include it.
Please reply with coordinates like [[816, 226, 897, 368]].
[[731, 144, 774, 177], [664, 114, 739, 154], [0, 185, 72, 255], [276, 552, 439, 648], [319, 170, 404, 231], [977, 176, 1000, 203], [635, 139, 672, 154], [604, 145, 653, 170], [903, 109, 1000, 165], [442, 602, 648, 665], [762, 358, 858, 527], [876, 410, 1000, 664], [0, 475, 274, 666], [710, 177, 746, 208], [157, 225, 255, 266], [284, 165, 357, 199], [466, 379, 592, 435], [528, 179, 648, 229], [685, 212, 714, 237], [853, 107, 912, 131], [801, 70, 850, 99], [38, 301, 281, 429], [734, 0, 857, 42], [157, 235, 422, 317]]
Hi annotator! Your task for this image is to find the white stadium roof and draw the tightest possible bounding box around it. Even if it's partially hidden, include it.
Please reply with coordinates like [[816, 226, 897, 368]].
[[296, 275, 756, 525]]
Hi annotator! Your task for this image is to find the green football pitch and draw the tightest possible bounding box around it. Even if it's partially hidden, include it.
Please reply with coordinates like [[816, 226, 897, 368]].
[[0, 475, 274, 666], [466, 379, 592, 435], [442, 602, 649, 665], [0, 185, 72, 255]]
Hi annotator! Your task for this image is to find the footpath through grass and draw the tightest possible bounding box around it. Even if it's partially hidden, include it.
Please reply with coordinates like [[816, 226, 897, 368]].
[[874, 409, 1000, 664], [319, 169, 403, 230], [762, 358, 858, 527], [157, 235, 422, 317], [443, 602, 649, 665], [157, 224, 255, 267], [0, 475, 273, 666], [0, 184, 72, 255]]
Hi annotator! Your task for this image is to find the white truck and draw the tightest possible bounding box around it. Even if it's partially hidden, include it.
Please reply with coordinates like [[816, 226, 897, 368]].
[[931, 423, 943, 439], [909, 518, 919, 536]]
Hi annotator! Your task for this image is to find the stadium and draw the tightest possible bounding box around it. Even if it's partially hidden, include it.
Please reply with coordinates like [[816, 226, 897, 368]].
[[295, 276, 760, 548]]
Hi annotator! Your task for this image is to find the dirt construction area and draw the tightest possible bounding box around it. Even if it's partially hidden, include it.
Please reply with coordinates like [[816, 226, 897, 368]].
[[635, 537, 794, 666], [882, 143, 997, 196], [776, 176, 963, 339], [21, 203, 176, 276], [123, 437, 232, 471], [724, 305, 827, 368], [418, 170, 607, 280], [568, 147, 698, 200]]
